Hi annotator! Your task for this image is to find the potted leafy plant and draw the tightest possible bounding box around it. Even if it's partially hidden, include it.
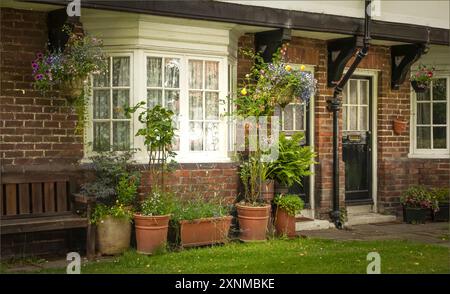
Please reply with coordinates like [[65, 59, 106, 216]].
[[32, 26, 107, 133], [264, 132, 316, 194], [80, 151, 139, 255], [273, 194, 304, 237], [126, 102, 177, 254], [171, 197, 232, 248], [401, 186, 438, 224], [411, 64, 435, 93], [430, 187, 449, 222]]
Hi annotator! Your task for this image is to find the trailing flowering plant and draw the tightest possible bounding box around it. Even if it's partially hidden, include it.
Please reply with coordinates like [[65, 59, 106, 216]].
[[235, 43, 316, 117], [400, 185, 439, 212], [411, 64, 435, 86]]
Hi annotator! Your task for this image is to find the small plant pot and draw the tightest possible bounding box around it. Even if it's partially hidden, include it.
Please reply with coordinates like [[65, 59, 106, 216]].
[[179, 216, 232, 247], [260, 180, 275, 203], [393, 119, 407, 135], [60, 76, 85, 101], [134, 214, 170, 254], [432, 204, 449, 222], [236, 204, 271, 242], [274, 207, 296, 238], [96, 216, 131, 255], [403, 207, 427, 224], [411, 80, 429, 93]]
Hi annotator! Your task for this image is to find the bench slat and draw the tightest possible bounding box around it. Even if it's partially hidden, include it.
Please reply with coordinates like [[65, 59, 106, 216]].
[[56, 182, 68, 212], [19, 183, 30, 214], [31, 183, 43, 214], [0, 215, 88, 234], [44, 182, 55, 213], [5, 184, 17, 216]]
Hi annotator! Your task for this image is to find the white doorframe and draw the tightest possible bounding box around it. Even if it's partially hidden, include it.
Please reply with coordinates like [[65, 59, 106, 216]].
[[349, 69, 379, 212]]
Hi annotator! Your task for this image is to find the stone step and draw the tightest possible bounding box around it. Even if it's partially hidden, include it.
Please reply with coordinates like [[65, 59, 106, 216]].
[[295, 219, 333, 231], [347, 204, 373, 215], [345, 212, 397, 226]]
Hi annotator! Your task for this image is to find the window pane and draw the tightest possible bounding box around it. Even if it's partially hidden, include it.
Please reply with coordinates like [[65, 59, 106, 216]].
[[343, 107, 347, 130], [189, 91, 203, 120], [93, 58, 110, 87], [93, 90, 110, 119], [417, 126, 431, 149], [147, 57, 162, 87], [189, 60, 203, 89], [205, 61, 219, 90], [433, 102, 447, 125], [349, 106, 357, 130], [349, 80, 357, 104], [165, 90, 180, 115], [93, 122, 110, 151], [295, 104, 305, 131], [189, 122, 203, 151], [433, 127, 447, 149], [164, 58, 180, 88], [113, 90, 129, 119], [283, 104, 294, 130], [433, 79, 447, 101], [205, 92, 219, 120], [360, 106, 368, 131], [113, 121, 130, 151], [113, 57, 130, 87], [205, 122, 219, 151], [417, 103, 431, 125], [147, 89, 163, 108], [360, 80, 368, 105], [416, 87, 430, 101], [342, 85, 348, 104]]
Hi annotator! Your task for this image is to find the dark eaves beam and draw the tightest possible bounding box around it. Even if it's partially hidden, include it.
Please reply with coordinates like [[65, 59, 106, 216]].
[[23, 0, 449, 46]]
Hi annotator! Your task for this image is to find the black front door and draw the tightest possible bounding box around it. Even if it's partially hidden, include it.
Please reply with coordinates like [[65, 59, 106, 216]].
[[342, 77, 372, 203]]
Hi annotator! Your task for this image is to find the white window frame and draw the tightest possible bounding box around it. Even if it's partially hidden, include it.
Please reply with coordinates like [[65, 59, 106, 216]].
[[85, 51, 135, 156], [409, 75, 450, 159]]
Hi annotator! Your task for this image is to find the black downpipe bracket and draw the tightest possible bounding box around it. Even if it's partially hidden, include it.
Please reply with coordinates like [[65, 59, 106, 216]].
[[328, 0, 371, 228]]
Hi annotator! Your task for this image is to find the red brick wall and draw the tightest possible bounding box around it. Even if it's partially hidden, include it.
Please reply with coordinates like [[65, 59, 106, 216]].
[[0, 8, 83, 173], [237, 34, 450, 217]]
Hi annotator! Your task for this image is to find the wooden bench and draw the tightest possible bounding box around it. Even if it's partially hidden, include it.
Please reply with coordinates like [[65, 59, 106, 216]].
[[0, 175, 95, 258]]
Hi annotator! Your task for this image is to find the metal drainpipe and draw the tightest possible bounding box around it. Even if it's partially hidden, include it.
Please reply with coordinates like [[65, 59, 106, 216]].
[[328, 0, 372, 228]]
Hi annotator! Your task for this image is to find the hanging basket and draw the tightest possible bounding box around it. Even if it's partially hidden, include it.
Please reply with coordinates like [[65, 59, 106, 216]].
[[274, 84, 296, 108], [60, 76, 86, 102], [393, 119, 408, 135], [411, 80, 429, 93]]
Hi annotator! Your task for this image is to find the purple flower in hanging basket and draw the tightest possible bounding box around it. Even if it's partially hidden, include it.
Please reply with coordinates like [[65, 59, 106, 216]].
[[36, 52, 44, 59], [34, 74, 44, 81], [31, 62, 39, 69]]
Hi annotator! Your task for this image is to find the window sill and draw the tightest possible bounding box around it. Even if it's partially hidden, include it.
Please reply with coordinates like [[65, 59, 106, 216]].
[[407, 153, 450, 159]]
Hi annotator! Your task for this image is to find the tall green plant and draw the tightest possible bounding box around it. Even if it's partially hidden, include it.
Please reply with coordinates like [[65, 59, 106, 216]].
[[265, 132, 316, 187]]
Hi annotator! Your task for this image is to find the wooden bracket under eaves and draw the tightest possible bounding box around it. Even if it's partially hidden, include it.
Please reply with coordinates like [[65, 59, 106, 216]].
[[327, 37, 359, 87], [391, 43, 428, 90], [47, 8, 79, 53], [254, 28, 292, 63]]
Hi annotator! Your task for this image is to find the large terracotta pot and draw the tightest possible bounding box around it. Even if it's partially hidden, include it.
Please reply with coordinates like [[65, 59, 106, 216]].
[[134, 214, 170, 254], [236, 204, 271, 242], [179, 216, 232, 247], [260, 180, 275, 203], [96, 216, 131, 255], [274, 207, 296, 238]]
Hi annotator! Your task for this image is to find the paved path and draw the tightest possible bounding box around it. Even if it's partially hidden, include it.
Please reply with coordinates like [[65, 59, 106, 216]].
[[300, 222, 450, 247]]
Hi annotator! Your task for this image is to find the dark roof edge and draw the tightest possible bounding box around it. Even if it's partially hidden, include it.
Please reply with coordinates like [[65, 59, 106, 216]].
[[22, 0, 449, 46]]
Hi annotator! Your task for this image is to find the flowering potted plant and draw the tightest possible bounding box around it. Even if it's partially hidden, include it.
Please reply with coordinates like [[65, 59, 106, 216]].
[[400, 185, 438, 224], [273, 194, 304, 237], [411, 64, 435, 93], [32, 26, 107, 132], [430, 187, 449, 222]]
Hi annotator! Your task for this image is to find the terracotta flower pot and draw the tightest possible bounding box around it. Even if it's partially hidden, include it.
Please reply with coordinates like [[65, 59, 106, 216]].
[[96, 216, 131, 255], [274, 208, 296, 238], [134, 214, 170, 254], [236, 204, 271, 242], [60, 76, 85, 101], [260, 180, 275, 203], [393, 119, 407, 135], [179, 216, 232, 247], [411, 80, 428, 93]]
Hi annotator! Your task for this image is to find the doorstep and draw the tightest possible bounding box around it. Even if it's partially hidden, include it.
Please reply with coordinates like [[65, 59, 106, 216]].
[[345, 212, 397, 226], [295, 216, 333, 231]]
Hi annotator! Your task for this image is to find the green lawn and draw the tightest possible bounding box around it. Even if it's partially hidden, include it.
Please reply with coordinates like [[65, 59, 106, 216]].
[[4, 238, 449, 274]]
